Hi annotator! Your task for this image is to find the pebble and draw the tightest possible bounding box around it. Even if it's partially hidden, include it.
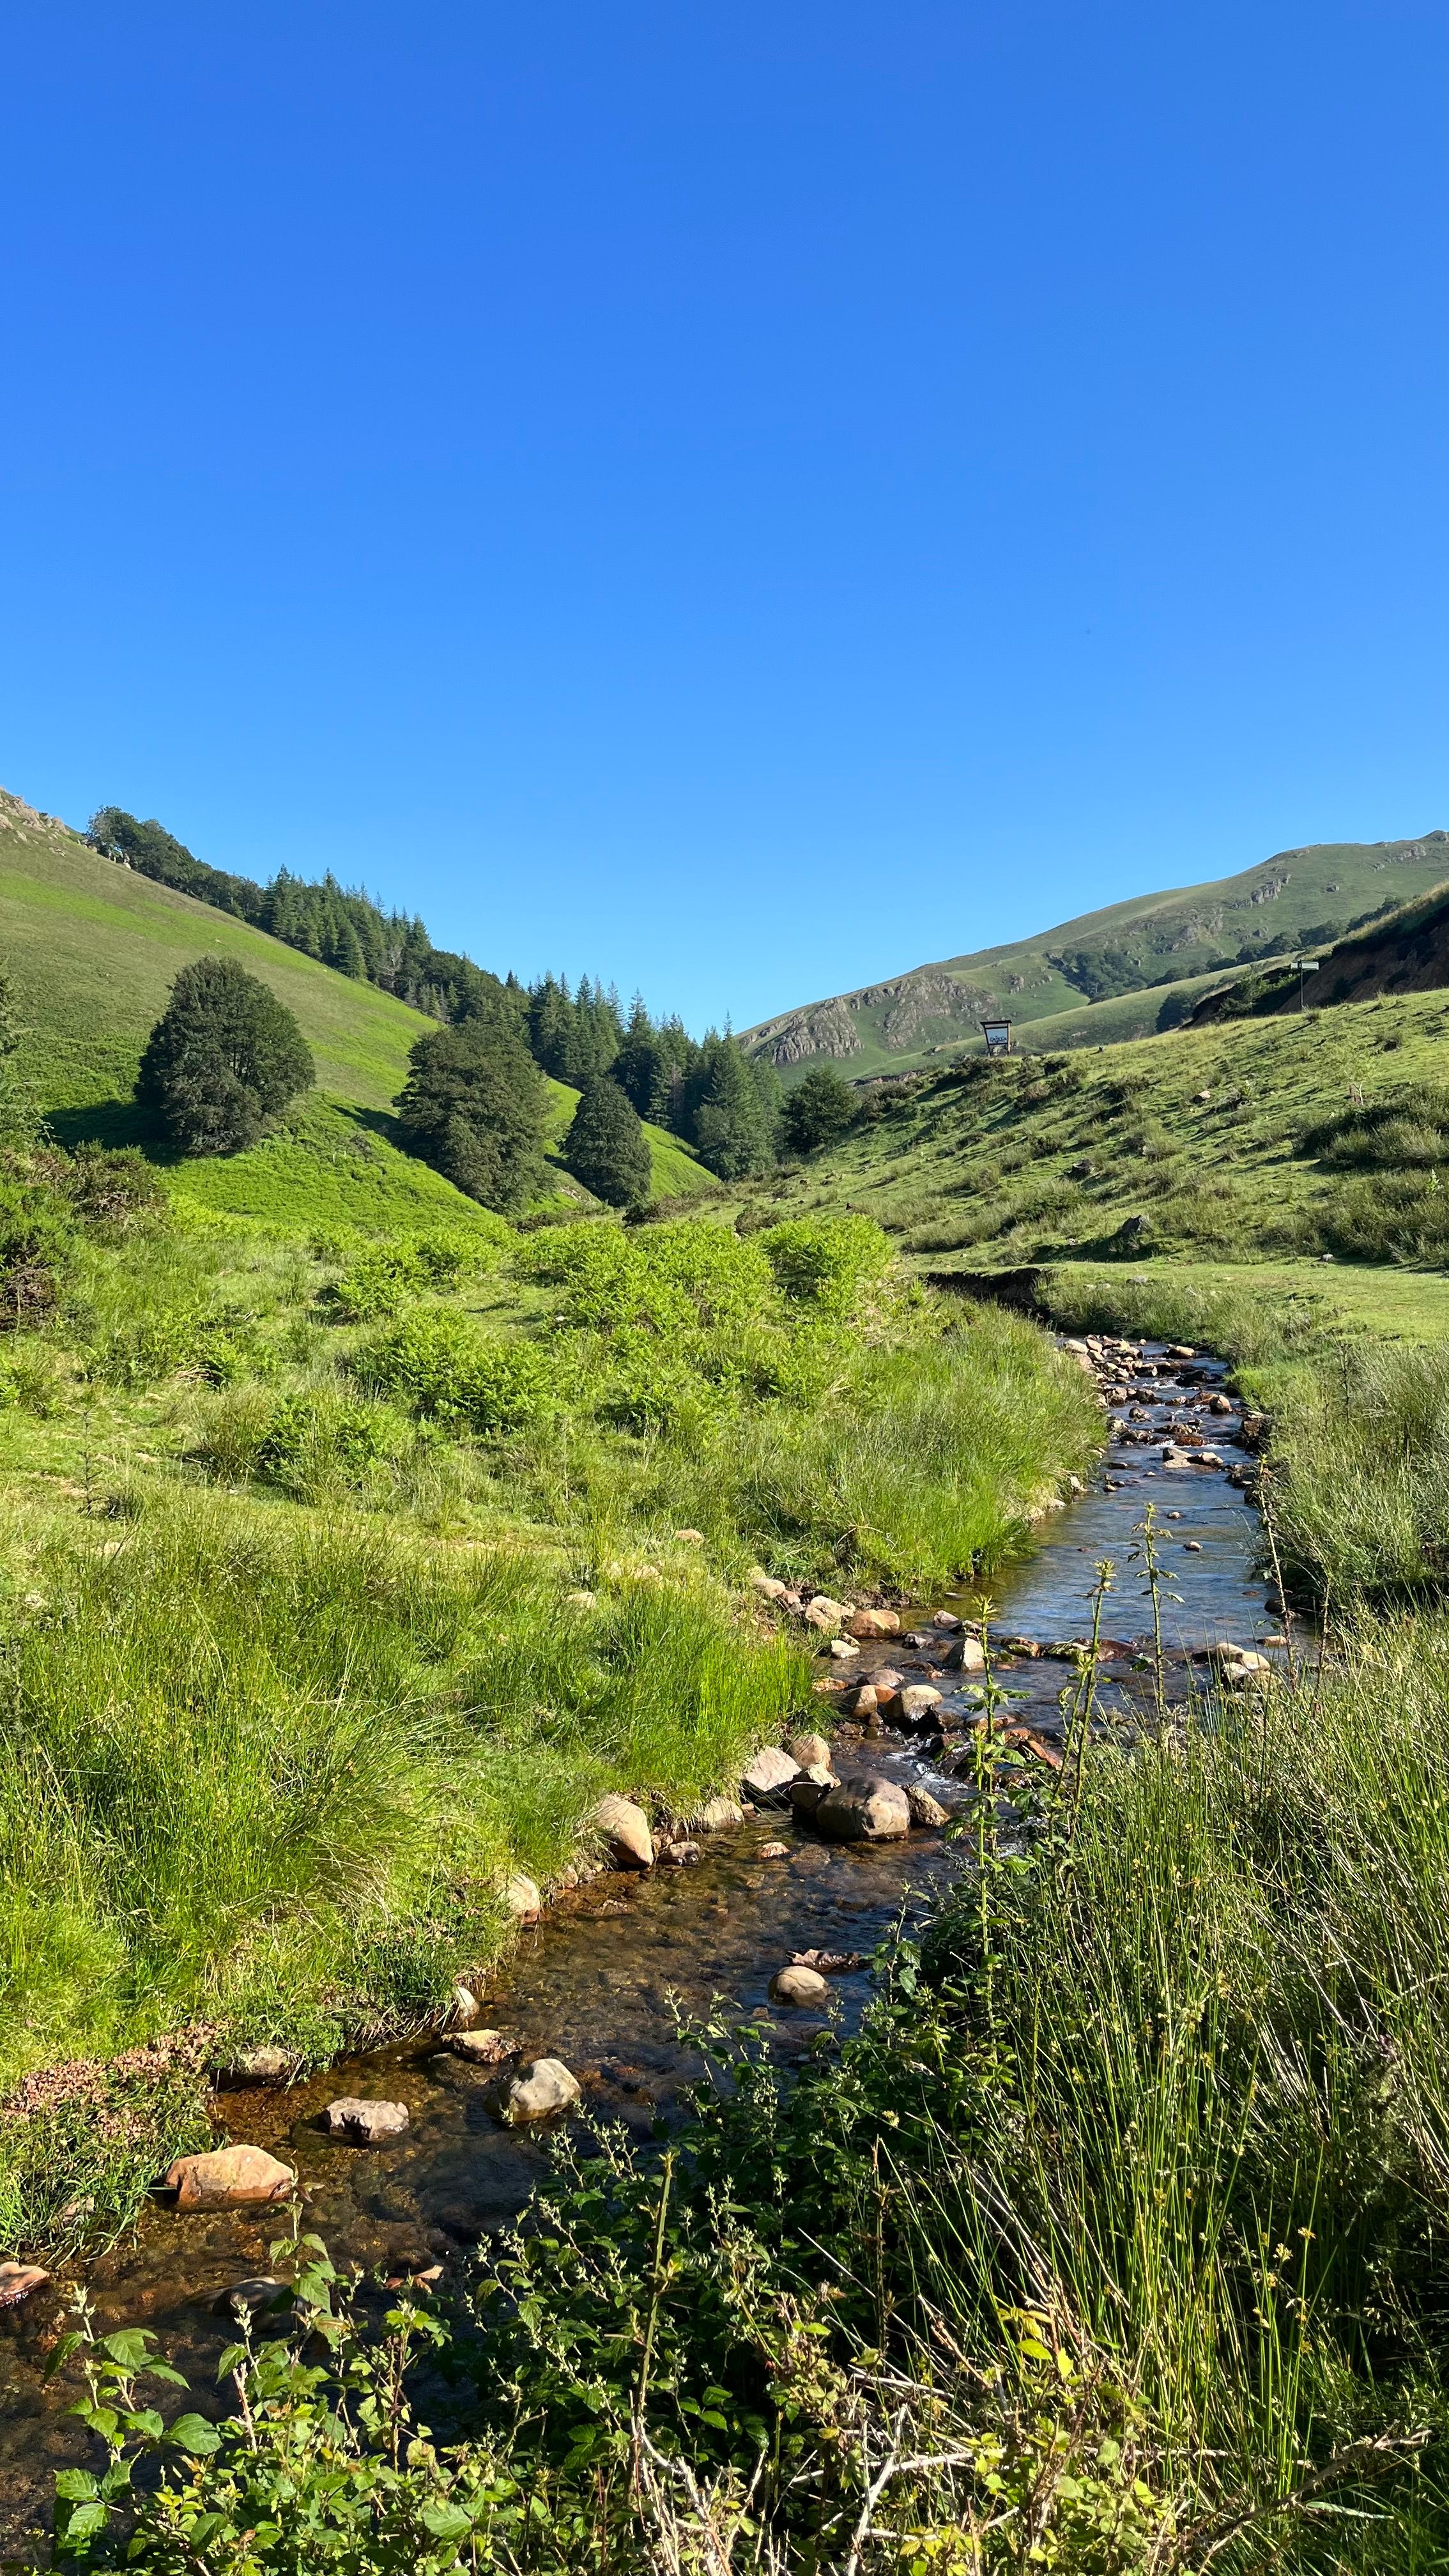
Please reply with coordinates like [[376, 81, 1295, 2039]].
[[759, 1840, 790, 1860]]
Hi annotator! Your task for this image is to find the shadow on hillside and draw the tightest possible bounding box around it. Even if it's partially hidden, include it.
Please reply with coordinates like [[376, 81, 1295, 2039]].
[[44, 1099, 409, 1163], [45, 1101, 157, 1154]]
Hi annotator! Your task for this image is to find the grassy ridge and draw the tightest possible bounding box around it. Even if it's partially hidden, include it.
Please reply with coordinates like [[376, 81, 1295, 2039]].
[[726, 981, 1449, 1275], [741, 829, 1449, 1079], [0, 788, 716, 1210]]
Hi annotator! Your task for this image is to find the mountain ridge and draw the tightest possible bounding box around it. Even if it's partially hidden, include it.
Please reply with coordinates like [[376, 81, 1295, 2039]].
[[742, 833, 1449, 1078]]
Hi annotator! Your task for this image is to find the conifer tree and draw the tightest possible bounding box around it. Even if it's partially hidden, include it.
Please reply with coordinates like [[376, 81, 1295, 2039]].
[[689, 1034, 778, 1178], [395, 1018, 548, 1212], [781, 1063, 857, 1154], [136, 958, 314, 1154], [564, 1075, 652, 1208]]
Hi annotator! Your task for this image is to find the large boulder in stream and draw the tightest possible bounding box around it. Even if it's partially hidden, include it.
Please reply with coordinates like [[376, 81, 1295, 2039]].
[[769, 1963, 831, 2008], [815, 1774, 911, 1843], [165, 2147, 295, 2212], [494, 2058, 581, 2124], [324, 2097, 410, 2145], [741, 1746, 800, 1805]]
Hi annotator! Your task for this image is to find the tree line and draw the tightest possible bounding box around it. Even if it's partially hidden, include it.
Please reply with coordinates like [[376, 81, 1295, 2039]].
[[97, 807, 867, 1206]]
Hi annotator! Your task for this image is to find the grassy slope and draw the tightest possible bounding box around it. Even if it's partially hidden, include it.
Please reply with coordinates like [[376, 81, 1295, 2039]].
[[724, 980, 1449, 1285], [741, 831, 1449, 1079], [0, 787, 714, 1213]]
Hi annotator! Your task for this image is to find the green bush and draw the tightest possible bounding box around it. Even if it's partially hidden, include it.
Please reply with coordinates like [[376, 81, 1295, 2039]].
[[327, 1224, 508, 1322], [356, 1307, 558, 1434]]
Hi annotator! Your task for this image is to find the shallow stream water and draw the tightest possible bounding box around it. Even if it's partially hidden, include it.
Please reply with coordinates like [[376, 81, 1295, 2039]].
[[0, 1336, 1279, 2550]]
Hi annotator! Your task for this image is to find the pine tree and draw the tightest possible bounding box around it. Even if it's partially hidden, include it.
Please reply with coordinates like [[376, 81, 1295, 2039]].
[[136, 958, 314, 1155], [395, 1020, 548, 1212], [781, 1064, 857, 1154], [689, 1035, 778, 1179], [564, 1075, 652, 1208]]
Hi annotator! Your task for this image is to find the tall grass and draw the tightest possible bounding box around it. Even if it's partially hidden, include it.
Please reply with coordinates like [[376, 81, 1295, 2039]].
[[0, 1488, 808, 2235]]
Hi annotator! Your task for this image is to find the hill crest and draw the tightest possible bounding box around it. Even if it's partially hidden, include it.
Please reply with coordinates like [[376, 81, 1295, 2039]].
[[743, 833, 1449, 1078]]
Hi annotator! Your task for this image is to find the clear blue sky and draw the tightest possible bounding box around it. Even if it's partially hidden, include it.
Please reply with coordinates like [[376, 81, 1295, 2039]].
[[2, 3, 1445, 1032]]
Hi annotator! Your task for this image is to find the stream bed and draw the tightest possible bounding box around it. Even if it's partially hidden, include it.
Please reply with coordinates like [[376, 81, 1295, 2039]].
[[0, 1333, 1280, 2549]]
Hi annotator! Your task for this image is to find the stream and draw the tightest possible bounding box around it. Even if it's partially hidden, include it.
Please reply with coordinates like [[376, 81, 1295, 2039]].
[[0, 1333, 1278, 2550]]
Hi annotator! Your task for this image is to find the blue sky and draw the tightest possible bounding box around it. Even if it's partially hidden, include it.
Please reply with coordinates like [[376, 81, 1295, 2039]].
[[1, 3, 1444, 1031]]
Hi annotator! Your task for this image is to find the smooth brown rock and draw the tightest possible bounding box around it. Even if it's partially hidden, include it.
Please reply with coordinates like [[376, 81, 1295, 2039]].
[[846, 1606, 901, 1639], [815, 1775, 911, 1843], [803, 1595, 848, 1632], [769, 1963, 831, 2008], [749, 1569, 790, 1601], [165, 2147, 295, 2212], [943, 1636, 986, 1672], [906, 1785, 951, 1828], [692, 1797, 745, 1832], [592, 1794, 655, 1869], [788, 1731, 832, 1768], [788, 1761, 839, 1816], [759, 1840, 790, 1859], [836, 1683, 879, 1717], [891, 1683, 943, 1728], [324, 2097, 410, 2145], [450, 2028, 510, 2064], [742, 1745, 800, 1802]]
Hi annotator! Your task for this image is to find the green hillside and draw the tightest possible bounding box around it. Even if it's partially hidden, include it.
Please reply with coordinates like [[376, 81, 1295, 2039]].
[[742, 831, 1449, 1080], [724, 977, 1449, 1278], [0, 787, 714, 1217]]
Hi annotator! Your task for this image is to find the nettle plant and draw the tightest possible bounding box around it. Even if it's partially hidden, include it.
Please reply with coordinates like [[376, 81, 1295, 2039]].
[[45, 2233, 522, 2573]]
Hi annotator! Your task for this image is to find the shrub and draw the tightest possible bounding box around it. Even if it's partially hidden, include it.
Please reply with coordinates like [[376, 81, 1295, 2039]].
[[135, 958, 314, 1156], [563, 1074, 652, 1208], [254, 1391, 401, 1497], [326, 1225, 507, 1322], [759, 1213, 892, 1311], [356, 1307, 556, 1434]]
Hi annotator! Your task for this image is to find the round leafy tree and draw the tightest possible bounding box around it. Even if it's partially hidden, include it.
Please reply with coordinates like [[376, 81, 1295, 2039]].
[[136, 957, 314, 1155], [396, 1018, 548, 1213], [564, 1075, 652, 1208], [781, 1064, 857, 1155]]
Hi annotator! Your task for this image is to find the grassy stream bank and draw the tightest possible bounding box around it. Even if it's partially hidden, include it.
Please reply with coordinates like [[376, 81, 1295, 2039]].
[[31, 1265, 1449, 2575], [0, 1155, 1097, 2259]]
